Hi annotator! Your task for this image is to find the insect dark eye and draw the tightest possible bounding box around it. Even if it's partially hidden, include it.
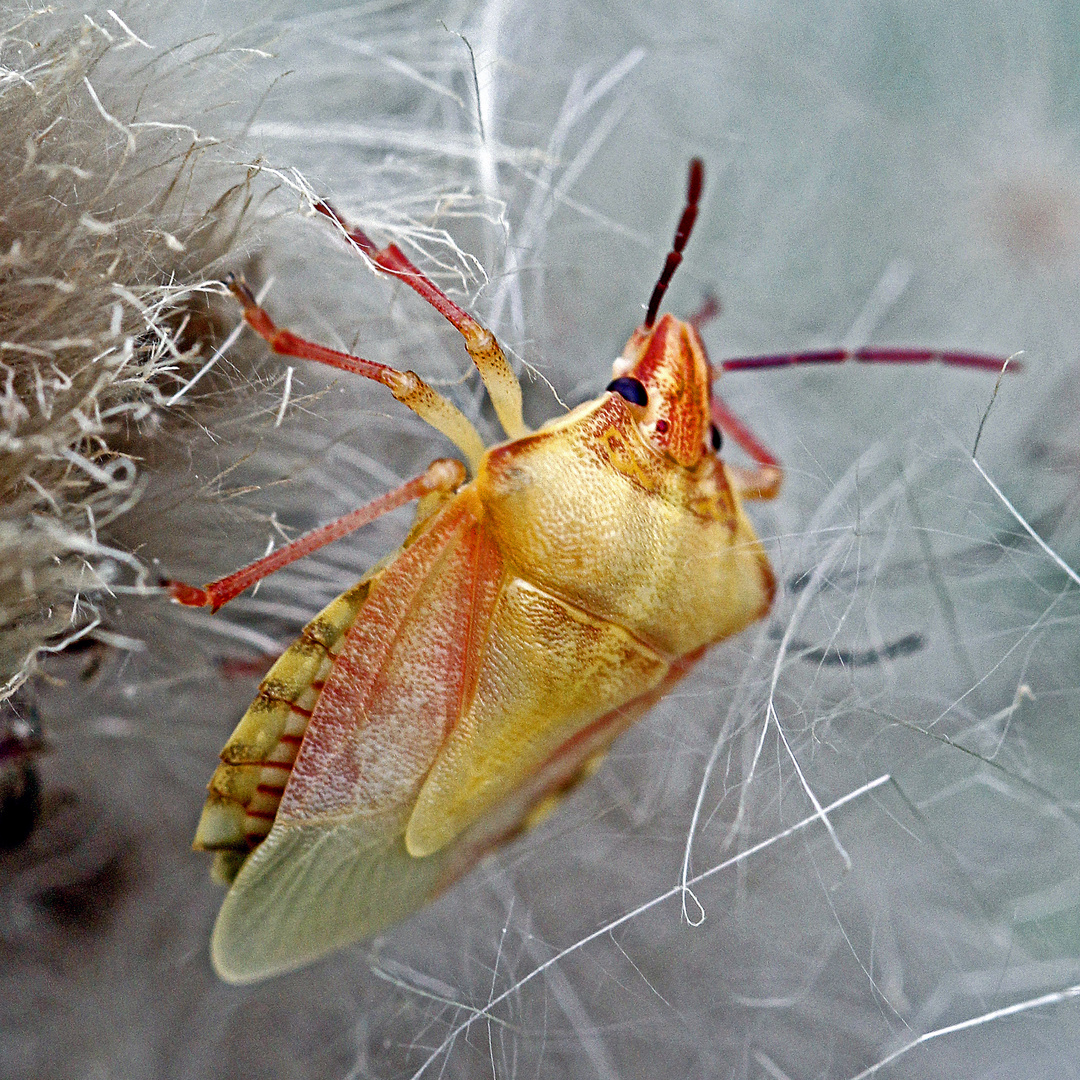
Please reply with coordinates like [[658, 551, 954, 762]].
[[605, 376, 648, 407], [710, 424, 722, 452]]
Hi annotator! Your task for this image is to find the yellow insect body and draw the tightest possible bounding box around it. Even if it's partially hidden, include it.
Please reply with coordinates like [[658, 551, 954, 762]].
[[176, 159, 1002, 982], [192, 302, 774, 982]]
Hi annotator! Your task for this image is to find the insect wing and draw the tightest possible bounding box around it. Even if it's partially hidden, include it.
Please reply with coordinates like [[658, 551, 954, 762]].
[[405, 576, 668, 856], [218, 641, 711, 986], [211, 498, 503, 983], [212, 810, 452, 983]]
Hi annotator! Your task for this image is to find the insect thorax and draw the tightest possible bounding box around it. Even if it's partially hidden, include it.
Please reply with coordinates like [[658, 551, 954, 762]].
[[476, 392, 775, 658]]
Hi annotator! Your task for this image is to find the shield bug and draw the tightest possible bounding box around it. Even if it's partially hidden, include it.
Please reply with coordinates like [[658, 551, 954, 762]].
[[168, 159, 1007, 983]]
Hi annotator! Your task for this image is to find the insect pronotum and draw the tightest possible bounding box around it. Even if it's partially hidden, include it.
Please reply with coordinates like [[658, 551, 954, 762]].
[[169, 159, 1006, 983]]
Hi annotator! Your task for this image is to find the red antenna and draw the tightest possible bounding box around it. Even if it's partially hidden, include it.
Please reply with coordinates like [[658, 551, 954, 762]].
[[644, 158, 704, 328]]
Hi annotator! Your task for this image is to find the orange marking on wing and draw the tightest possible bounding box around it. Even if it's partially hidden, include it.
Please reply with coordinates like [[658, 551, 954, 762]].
[[278, 496, 505, 823], [458, 511, 506, 723]]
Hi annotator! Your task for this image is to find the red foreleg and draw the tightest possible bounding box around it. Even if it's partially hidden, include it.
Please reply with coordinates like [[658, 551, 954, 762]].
[[313, 203, 526, 439], [711, 343, 1013, 499], [711, 395, 783, 501], [227, 276, 485, 469], [166, 459, 465, 612]]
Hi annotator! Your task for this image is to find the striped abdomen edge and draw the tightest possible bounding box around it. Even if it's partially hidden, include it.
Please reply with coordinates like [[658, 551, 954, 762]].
[[193, 578, 372, 884]]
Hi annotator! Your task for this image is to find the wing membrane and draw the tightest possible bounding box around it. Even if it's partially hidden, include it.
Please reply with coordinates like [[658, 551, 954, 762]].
[[210, 497, 503, 982]]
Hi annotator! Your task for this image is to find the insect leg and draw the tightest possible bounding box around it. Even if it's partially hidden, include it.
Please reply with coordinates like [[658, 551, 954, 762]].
[[313, 202, 528, 440], [227, 276, 485, 471], [720, 346, 1011, 373], [166, 458, 466, 611], [710, 394, 783, 500], [711, 344, 1012, 499], [688, 294, 721, 331], [694, 323, 783, 499]]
